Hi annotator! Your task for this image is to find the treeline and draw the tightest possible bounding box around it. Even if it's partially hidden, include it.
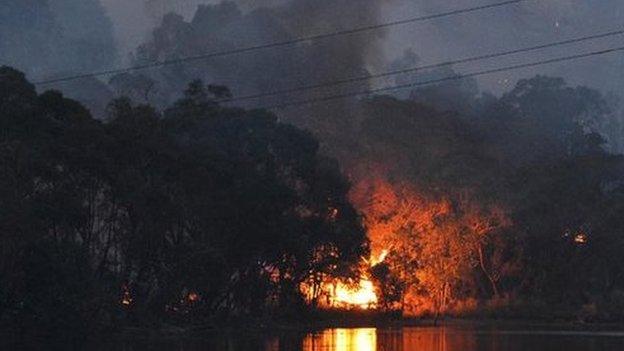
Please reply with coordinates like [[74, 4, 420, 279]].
[[347, 75, 624, 321], [3, 61, 624, 340], [0, 67, 368, 337]]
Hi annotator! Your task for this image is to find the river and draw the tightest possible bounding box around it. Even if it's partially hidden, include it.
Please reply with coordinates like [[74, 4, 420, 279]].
[[89, 325, 624, 351]]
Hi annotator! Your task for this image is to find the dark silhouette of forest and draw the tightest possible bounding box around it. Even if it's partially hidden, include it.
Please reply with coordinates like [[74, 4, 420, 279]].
[[3, 64, 624, 339], [0, 67, 367, 337]]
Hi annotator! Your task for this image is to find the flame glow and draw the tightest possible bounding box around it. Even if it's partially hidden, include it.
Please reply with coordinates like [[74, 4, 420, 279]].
[[323, 250, 389, 309], [575, 233, 588, 244], [188, 291, 200, 302], [369, 249, 389, 266], [302, 248, 389, 309], [121, 285, 132, 306], [333, 280, 378, 308]]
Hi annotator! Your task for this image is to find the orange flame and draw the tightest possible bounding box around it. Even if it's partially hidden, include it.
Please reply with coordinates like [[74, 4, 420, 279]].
[[574, 233, 588, 244], [121, 285, 133, 306], [188, 291, 200, 302], [368, 249, 389, 267], [332, 279, 378, 308], [303, 249, 389, 309]]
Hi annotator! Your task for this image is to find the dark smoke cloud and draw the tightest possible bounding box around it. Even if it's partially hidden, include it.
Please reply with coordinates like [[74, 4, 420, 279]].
[[100, 0, 624, 95], [6, 0, 623, 96], [100, 0, 291, 62], [381, 0, 624, 94], [106, 0, 388, 145], [0, 0, 117, 117], [100, 0, 213, 59], [0, 0, 117, 77], [72, 1, 624, 155]]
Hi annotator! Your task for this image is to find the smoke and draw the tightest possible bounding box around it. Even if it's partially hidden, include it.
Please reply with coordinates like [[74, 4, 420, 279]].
[[99, 0, 311, 63], [0, 0, 118, 117], [96, 0, 391, 155], [3, 0, 623, 151], [64, 0, 624, 154], [381, 0, 624, 94], [0, 0, 117, 77], [5, 1, 623, 95], [100, 0, 217, 59]]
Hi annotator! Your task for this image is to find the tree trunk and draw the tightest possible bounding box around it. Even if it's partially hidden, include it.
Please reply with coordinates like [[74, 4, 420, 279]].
[[477, 244, 499, 297], [434, 283, 448, 327]]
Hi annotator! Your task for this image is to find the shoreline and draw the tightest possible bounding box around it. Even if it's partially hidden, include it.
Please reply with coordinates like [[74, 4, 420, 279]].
[[114, 316, 624, 341]]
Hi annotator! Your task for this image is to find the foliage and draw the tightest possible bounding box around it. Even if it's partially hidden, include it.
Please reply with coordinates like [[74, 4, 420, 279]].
[[0, 67, 367, 333]]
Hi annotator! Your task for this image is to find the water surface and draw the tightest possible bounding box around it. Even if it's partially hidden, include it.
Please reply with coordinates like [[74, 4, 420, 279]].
[[100, 325, 624, 351]]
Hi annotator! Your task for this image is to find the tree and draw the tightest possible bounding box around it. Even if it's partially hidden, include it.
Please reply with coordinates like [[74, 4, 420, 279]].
[[0, 68, 368, 332]]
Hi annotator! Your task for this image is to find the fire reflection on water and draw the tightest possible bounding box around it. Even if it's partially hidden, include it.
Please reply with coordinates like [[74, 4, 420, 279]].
[[296, 327, 473, 351], [303, 328, 377, 351]]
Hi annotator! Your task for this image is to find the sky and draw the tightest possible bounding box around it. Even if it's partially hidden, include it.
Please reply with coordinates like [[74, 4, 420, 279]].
[[90, 0, 624, 96], [380, 0, 624, 94]]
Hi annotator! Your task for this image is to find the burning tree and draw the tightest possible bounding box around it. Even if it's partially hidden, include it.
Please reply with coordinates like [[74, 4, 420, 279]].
[[348, 175, 512, 317]]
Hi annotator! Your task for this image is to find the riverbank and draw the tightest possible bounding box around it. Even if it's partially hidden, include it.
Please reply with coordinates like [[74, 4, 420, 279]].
[[7, 305, 624, 346], [113, 313, 624, 341], [8, 319, 624, 351]]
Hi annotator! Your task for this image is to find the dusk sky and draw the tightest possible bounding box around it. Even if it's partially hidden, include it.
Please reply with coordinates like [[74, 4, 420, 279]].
[[100, 0, 624, 95]]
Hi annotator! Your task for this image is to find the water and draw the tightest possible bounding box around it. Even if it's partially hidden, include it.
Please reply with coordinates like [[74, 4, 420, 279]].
[[94, 326, 624, 351]]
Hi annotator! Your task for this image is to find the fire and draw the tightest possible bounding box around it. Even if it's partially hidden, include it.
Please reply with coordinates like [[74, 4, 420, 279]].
[[121, 296, 132, 306], [368, 249, 389, 266], [333, 279, 378, 308], [324, 248, 392, 309], [574, 232, 588, 244], [302, 249, 389, 309], [121, 285, 133, 306], [187, 291, 200, 302]]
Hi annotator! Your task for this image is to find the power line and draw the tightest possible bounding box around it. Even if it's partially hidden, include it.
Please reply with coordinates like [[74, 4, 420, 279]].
[[254, 46, 624, 110], [223, 30, 624, 104], [33, 0, 527, 86]]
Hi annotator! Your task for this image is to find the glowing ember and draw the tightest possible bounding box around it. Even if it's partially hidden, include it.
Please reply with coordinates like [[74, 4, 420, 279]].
[[121, 285, 133, 306], [574, 233, 588, 244], [333, 279, 378, 308], [188, 291, 200, 302]]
